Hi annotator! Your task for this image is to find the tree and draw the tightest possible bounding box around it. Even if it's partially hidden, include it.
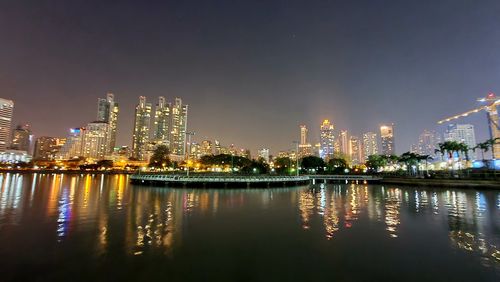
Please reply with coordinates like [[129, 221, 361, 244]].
[[326, 158, 347, 173], [300, 156, 325, 173], [148, 145, 171, 169], [398, 152, 419, 176], [274, 157, 292, 174], [365, 154, 387, 172]]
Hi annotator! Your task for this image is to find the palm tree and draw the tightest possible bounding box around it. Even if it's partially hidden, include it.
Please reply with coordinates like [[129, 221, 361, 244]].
[[473, 142, 489, 162]]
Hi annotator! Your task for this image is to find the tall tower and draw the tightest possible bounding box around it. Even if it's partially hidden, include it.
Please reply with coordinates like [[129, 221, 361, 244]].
[[132, 96, 152, 160], [170, 98, 188, 157], [97, 93, 119, 153], [153, 96, 171, 145], [0, 98, 14, 152], [320, 119, 335, 160], [339, 130, 349, 156], [300, 125, 308, 145], [350, 135, 363, 165], [363, 132, 378, 159], [380, 124, 395, 155]]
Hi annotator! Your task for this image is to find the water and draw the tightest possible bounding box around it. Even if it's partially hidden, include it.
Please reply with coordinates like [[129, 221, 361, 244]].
[[0, 173, 499, 281]]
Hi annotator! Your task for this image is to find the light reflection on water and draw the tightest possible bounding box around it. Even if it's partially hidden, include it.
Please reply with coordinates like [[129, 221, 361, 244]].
[[0, 173, 499, 280]]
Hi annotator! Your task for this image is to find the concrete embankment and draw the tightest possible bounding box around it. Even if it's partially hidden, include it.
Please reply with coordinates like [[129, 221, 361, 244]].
[[381, 177, 500, 189]]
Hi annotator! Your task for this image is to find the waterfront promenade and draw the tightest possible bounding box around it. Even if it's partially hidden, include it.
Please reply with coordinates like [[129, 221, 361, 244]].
[[130, 173, 382, 187]]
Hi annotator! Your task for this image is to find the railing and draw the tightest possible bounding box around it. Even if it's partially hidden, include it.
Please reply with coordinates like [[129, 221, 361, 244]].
[[131, 173, 382, 183]]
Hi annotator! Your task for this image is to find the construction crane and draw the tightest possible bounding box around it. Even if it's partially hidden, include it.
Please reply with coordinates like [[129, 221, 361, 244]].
[[437, 92, 500, 159]]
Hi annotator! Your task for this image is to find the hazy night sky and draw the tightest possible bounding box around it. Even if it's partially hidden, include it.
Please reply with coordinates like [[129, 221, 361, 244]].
[[1, 0, 500, 155]]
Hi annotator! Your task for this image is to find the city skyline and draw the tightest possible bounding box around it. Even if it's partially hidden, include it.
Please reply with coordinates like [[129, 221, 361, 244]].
[[1, 1, 498, 155]]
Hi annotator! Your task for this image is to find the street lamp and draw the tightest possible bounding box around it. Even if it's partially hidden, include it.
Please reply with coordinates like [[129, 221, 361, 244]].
[[185, 131, 195, 177]]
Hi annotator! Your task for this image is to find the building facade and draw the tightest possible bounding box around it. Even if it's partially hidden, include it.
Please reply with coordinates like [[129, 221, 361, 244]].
[[34, 137, 65, 161], [380, 124, 395, 155], [349, 135, 363, 165], [444, 124, 477, 160], [363, 132, 378, 160], [0, 98, 14, 152], [153, 96, 171, 145], [10, 124, 32, 153], [170, 98, 188, 157], [81, 121, 109, 160], [258, 148, 270, 163], [97, 93, 119, 154], [57, 128, 85, 159], [320, 119, 335, 160], [418, 129, 440, 157], [132, 96, 152, 160]]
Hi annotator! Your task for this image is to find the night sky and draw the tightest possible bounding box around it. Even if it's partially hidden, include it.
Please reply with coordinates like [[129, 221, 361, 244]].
[[2, 0, 500, 155]]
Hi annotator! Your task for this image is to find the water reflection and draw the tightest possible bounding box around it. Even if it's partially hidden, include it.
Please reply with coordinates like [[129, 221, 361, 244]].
[[298, 184, 500, 266], [0, 173, 499, 271]]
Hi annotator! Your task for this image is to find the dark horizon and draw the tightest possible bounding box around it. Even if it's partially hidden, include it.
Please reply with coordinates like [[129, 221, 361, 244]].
[[2, 0, 499, 155]]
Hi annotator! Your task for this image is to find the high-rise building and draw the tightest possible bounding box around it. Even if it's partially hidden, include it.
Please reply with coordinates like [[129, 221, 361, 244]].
[[363, 132, 378, 159], [153, 96, 171, 145], [10, 124, 32, 153], [300, 125, 308, 145], [339, 130, 349, 156], [81, 121, 109, 160], [97, 93, 119, 154], [34, 137, 65, 160], [380, 124, 395, 155], [418, 129, 440, 157], [299, 125, 312, 157], [201, 140, 213, 156], [57, 128, 84, 159], [349, 136, 363, 165], [320, 119, 335, 160], [0, 98, 14, 152], [132, 96, 152, 160], [258, 148, 270, 163], [410, 144, 419, 154], [214, 140, 222, 155], [444, 124, 477, 160], [170, 98, 188, 157], [189, 142, 201, 160]]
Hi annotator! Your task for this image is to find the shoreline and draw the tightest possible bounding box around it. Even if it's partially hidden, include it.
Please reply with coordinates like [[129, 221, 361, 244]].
[[380, 177, 500, 189]]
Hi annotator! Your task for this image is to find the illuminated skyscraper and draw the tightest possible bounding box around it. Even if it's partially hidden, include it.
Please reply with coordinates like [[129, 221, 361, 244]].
[[258, 148, 270, 163], [214, 140, 222, 155], [170, 98, 188, 157], [418, 129, 440, 157], [0, 98, 14, 152], [349, 135, 363, 165], [153, 96, 171, 145], [444, 124, 477, 160], [299, 125, 312, 157], [132, 96, 152, 160], [320, 119, 335, 160], [97, 93, 119, 153], [10, 124, 32, 153], [34, 137, 65, 160], [363, 132, 378, 159], [57, 128, 84, 159], [82, 121, 109, 160], [339, 130, 349, 156], [300, 125, 308, 145], [380, 124, 395, 155], [201, 140, 213, 156]]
